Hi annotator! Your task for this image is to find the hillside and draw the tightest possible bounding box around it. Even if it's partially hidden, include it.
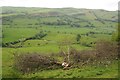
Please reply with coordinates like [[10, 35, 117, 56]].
[[1, 7, 118, 78]]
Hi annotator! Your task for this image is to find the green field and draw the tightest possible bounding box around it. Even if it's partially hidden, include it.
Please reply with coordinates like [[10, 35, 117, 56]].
[[1, 7, 118, 78]]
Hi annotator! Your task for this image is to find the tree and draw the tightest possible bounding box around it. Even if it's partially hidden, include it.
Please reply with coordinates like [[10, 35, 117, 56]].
[[76, 34, 81, 43], [58, 36, 73, 64]]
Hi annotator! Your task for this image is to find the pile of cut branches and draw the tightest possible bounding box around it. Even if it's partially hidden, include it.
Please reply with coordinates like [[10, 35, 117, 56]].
[[14, 53, 61, 73]]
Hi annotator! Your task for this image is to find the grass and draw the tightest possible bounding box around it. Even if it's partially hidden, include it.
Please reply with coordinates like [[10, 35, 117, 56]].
[[2, 27, 40, 43], [13, 18, 39, 25], [21, 60, 118, 78]]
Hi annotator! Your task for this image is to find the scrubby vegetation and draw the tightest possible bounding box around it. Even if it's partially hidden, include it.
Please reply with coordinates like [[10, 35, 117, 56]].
[[14, 41, 118, 77]]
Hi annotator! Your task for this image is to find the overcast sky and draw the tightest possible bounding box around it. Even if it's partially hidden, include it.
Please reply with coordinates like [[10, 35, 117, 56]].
[[0, 0, 119, 11]]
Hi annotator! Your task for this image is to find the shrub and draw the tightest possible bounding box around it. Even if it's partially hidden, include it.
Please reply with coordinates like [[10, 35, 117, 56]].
[[95, 40, 118, 60], [69, 48, 96, 64], [59, 41, 118, 67]]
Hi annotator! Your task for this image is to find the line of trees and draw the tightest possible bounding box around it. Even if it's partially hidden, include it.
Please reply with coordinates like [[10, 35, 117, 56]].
[[2, 31, 47, 47]]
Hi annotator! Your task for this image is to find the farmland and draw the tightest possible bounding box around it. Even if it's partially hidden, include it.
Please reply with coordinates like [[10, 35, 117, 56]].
[[1, 7, 118, 78]]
